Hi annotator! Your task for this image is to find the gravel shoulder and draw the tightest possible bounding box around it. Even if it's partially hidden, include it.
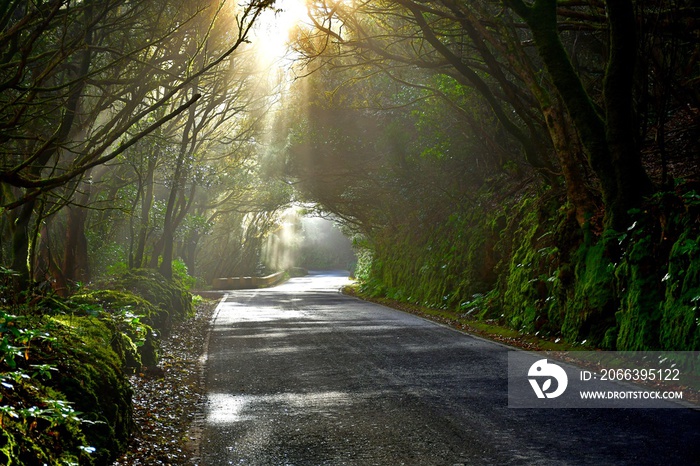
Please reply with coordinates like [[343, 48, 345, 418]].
[[112, 297, 219, 466]]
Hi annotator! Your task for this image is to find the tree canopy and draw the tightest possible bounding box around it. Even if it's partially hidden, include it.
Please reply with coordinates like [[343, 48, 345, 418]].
[[0, 0, 292, 292]]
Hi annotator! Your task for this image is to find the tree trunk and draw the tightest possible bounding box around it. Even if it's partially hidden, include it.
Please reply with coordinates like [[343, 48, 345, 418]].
[[35, 220, 69, 297], [149, 236, 163, 269], [159, 148, 188, 279], [183, 230, 200, 276], [452, 0, 598, 225], [541, 105, 598, 225], [10, 199, 35, 291], [603, 0, 653, 227], [134, 156, 156, 268], [159, 80, 199, 278], [506, 0, 652, 230], [63, 180, 92, 284], [63, 204, 91, 285], [7, 2, 94, 293]]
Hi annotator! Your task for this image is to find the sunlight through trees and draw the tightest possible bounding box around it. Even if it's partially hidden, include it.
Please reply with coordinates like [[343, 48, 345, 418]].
[[2, 0, 699, 350]]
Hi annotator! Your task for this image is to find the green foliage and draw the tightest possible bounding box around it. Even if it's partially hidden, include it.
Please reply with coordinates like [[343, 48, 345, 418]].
[[359, 199, 500, 311], [614, 229, 663, 350], [458, 290, 499, 320], [0, 384, 94, 466], [191, 294, 205, 307], [0, 309, 130, 465], [69, 290, 160, 369], [104, 268, 195, 336], [178, 214, 214, 240], [660, 230, 700, 350], [0, 263, 198, 463], [501, 197, 558, 334], [560, 234, 616, 347], [352, 247, 373, 282], [87, 236, 128, 281], [495, 187, 700, 350], [171, 259, 197, 291], [357, 185, 700, 351], [105, 262, 129, 277], [46, 316, 132, 465]]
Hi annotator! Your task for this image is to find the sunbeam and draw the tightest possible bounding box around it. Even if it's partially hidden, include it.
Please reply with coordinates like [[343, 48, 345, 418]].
[[251, 0, 309, 63]]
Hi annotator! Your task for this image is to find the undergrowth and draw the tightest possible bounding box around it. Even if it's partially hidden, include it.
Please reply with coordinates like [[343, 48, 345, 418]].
[[357, 183, 700, 351], [0, 265, 196, 464]]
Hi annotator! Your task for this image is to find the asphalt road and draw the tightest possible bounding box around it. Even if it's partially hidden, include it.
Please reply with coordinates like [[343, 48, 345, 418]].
[[201, 271, 700, 465]]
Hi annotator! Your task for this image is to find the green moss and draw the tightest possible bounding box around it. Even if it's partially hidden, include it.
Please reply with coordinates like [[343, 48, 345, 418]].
[[0, 377, 93, 465], [499, 195, 563, 336], [614, 234, 663, 350], [362, 201, 499, 311], [357, 184, 700, 351], [1, 266, 199, 463], [0, 311, 131, 465], [47, 316, 132, 464], [98, 268, 194, 336], [659, 231, 700, 350], [560, 237, 616, 347], [71, 290, 160, 368], [611, 189, 700, 350]]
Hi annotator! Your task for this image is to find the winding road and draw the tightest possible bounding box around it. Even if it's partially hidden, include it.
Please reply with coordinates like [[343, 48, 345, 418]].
[[200, 271, 699, 465]]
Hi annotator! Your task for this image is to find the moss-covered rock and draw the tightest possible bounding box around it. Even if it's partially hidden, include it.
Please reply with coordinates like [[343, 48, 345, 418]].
[[91, 268, 194, 336], [112, 269, 194, 336], [47, 316, 133, 464], [0, 312, 132, 465], [70, 290, 160, 369], [1, 266, 197, 463], [0, 379, 92, 465]]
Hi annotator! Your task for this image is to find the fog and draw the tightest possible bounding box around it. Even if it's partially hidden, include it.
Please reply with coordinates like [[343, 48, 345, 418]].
[[263, 209, 356, 273]]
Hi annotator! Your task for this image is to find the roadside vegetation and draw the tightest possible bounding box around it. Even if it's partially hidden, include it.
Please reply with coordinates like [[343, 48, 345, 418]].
[[0, 265, 193, 465]]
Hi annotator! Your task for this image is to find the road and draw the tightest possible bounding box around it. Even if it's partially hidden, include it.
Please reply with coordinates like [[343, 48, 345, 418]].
[[200, 271, 700, 465]]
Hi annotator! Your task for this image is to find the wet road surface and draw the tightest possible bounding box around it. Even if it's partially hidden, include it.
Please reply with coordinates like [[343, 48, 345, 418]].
[[201, 271, 700, 465]]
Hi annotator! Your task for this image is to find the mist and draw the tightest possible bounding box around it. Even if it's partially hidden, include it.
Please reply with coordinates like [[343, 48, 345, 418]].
[[263, 209, 356, 273]]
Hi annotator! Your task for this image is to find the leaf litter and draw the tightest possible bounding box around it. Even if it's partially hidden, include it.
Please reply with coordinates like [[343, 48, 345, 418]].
[[113, 298, 218, 466]]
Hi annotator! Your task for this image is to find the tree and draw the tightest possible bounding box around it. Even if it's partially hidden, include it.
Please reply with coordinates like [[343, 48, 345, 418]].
[[276, 56, 495, 238], [504, 0, 652, 229], [298, 0, 699, 229], [298, 0, 593, 222], [0, 0, 274, 291]]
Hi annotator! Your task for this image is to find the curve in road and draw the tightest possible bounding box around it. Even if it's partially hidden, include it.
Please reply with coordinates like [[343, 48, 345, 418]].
[[201, 271, 700, 465]]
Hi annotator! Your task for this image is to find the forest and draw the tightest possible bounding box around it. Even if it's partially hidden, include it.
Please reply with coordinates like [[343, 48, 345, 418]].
[[1, 0, 699, 463]]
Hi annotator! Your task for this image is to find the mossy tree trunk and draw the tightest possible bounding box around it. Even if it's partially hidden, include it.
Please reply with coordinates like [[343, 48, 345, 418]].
[[505, 0, 653, 230], [10, 199, 35, 291]]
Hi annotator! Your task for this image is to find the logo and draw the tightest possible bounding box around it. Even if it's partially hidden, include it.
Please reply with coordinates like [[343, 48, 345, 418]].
[[528, 359, 568, 399]]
